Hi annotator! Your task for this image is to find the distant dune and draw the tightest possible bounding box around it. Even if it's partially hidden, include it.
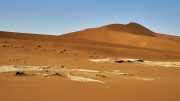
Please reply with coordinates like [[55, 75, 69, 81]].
[[61, 22, 180, 52], [1, 22, 180, 61]]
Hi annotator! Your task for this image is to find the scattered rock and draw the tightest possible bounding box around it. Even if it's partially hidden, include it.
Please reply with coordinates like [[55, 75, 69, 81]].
[[61, 65, 65, 68], [62, 49, 67, 51], [115, 60, 133, 63], [122, 73, 134, 76], [45, 72, 66, 77], [0, 41, 13, 47], [36, 45, 42, 47], [15, 72, 26, 76], [137, 59, 144, 62], [115, 59, 144, 63], [96, 74, 106, 78], [2, 41, 8, 43], [89, 55, 94, 58], [93, 52, 97, 54], [2, 44, 7, 47], [2, 44, 12, 47], [115, 60, 125, 63], [42, 66, 50, 69], [59, 49, 67, 53], [54, 73, 65, 77], [127, 60, 133, 63]]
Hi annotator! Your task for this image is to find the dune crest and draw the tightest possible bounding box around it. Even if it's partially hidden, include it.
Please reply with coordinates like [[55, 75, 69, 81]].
[[60, 22, 180, 52], [1, 22, 180, 60]]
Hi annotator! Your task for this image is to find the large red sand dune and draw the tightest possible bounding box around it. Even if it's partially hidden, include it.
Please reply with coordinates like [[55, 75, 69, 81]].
[[61, 22, 180, 52], [0, 22, 180, 62]]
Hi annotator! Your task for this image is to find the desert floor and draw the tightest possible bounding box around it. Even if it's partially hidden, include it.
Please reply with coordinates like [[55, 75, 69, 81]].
[[1, 30, 180, 101]]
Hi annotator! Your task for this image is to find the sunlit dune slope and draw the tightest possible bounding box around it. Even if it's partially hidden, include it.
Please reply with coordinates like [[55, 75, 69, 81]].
[[61, 22, 180, 52]]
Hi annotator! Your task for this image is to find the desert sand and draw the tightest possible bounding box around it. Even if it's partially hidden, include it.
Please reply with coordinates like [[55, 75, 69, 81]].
[[0, 22, 180, 101]]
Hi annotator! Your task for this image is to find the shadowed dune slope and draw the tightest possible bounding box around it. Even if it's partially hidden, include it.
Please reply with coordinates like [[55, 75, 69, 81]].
[[0, 31, 59, 41]]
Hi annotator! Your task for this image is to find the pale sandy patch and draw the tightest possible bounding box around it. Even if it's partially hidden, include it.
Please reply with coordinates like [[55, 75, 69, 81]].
[[71, 69, 100, 73], [89, 58, 142, 63], [143, 61, 180, 67], [89, 58, 180, 68], [0, 65, 19, 72], [89, 58, 111, 63], [131, 77, 154, 81], [67, 73, 104, 83]]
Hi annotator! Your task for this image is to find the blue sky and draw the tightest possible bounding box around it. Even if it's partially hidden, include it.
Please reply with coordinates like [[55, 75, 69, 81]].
[[0, 0, 180, 36]]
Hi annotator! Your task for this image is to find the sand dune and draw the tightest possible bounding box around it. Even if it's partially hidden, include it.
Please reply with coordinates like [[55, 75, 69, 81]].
[[1, 23, 180, 101], [61, 22, 180, 52]]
